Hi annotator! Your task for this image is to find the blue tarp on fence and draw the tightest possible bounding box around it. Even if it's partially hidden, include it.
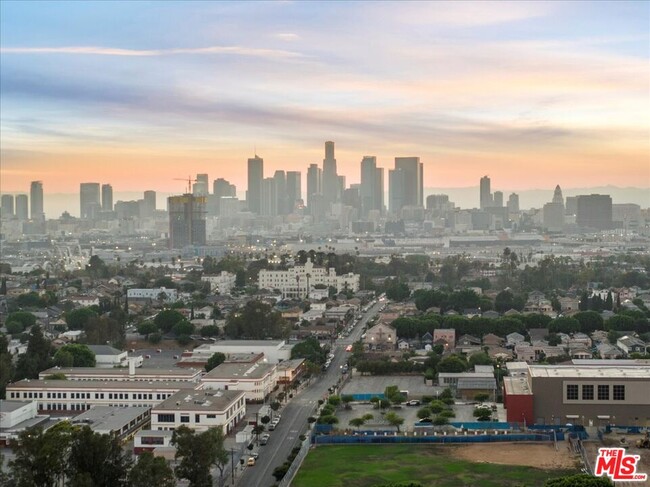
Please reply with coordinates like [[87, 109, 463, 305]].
[[447, 422, 512, 430], [350, 393, 385, 401], [312, 433, 559, 445]]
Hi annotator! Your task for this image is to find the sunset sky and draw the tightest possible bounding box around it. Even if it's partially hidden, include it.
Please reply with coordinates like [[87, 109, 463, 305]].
[[1, 0, 649, 196]]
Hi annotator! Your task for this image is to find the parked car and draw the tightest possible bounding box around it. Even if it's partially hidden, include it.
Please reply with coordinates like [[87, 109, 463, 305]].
[[406, 399, 421, 406], [260, 434, 270, 445], [247, 457, 256, 466]]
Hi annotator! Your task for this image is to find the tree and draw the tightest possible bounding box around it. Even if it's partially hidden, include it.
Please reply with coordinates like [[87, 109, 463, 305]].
[[53, 349, 74, 367], [9, 423, 74, 487], [154, 310, 185, 334], [544, 474, 613, 487], [172, 425, 227, 487], [172, 320, 194, 337], [136, 321, 158, 339], [473, 407, 492, 421], [14, 325, 51, 381], [437, 355, 468, 373], [224, 301, 288, 339], [205, 352, 226, 372], [86, 255, 109, 279], [65, 307, 99, 330], [384, 411, 404, 432], [417, 407, 432, 421], [341, 395, 354, 409], [6, 312, 37, 330], [290, 337, 327, 365], [0, 335, 14, 398], [385, 278, 411, 301], [84, 316, 125, 349], [349, 417, 366, 430], [468, 352, 492, 369], [128, 451, 175, 487], [6, 321, 26, 335], [199, 325, 220, 337], [68, 426, 131, 486], [54, 344, 96, 367]]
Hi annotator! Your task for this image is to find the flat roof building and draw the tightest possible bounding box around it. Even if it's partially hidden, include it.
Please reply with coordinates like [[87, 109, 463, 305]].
[[503, 363, 650, 427], [39, 367, 202, 383], [71, 406, 150, 439], [7, 379, 196, 413], [151, 389, 245, 433], [201, 362, 277, 402]]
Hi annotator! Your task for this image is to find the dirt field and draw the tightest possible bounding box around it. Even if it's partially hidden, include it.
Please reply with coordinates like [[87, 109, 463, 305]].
[[449, 442, 579, 470]]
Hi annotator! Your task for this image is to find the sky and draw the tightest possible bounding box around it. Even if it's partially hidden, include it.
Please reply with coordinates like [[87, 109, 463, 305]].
[[1, 0, 649, 199]]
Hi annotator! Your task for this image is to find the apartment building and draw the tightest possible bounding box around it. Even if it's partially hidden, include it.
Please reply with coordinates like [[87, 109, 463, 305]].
[[201, 362, 277, 402]]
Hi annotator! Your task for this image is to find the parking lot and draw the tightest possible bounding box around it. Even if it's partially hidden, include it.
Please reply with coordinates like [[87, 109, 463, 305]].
[[127, 348, 184, 368], [335, 402, 423, 431], [340, 375, 442, 399]]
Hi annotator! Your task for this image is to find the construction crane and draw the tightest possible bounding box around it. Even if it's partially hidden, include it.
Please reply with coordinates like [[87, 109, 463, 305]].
[[173, 176, 198, 194]]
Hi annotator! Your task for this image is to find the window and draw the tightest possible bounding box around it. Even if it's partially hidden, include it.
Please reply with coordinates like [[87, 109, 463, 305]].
[[195, 414, 200, 423], [613, 385, 625, 401], [598, 385, 609, 401], [140, 436, 164, 445], [566, 384, 579, 400], [180, 415, 190, 423], [582, 385, 594, 400], [207, 414, 216, 419], [157, 414, 175, 423]]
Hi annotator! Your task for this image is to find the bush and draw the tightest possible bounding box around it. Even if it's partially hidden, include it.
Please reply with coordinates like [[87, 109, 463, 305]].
[[433, 416, 449, 425], [438, 410, 455, 418], [148, 332, 162, 344]]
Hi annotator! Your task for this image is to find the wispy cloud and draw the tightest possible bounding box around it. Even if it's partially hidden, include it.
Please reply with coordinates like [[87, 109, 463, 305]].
[[274, 33, 300, 41], [0, 45, 304, 59]]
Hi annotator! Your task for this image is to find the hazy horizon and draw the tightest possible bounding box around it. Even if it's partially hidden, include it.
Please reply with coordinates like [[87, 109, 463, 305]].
[[1, 184, 647, 219]]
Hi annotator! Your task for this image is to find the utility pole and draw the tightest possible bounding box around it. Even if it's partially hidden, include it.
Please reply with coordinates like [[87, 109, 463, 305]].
[[230, 448, 235, 486]]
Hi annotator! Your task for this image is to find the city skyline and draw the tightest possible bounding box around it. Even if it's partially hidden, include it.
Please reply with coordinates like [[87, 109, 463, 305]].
[[1, 1, 648, 194]]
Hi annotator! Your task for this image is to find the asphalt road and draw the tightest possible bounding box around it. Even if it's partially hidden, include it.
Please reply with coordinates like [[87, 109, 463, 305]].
[[237, 299, 384, 487]]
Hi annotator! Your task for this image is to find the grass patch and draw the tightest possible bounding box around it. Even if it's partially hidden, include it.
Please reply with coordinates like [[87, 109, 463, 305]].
[[292, 444, 576, 487]]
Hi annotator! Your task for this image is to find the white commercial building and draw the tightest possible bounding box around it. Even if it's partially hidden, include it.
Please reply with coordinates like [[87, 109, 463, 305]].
[[39, 365, 202, 383], [6, 380, 196, 413], [151, 389, 245, 433], [258, 258, 360, 299], [191, 340, 293, 364], [201, 362, 277, 402], [87, 345, 129, 368], [0, 400, 38, 429], [127, 287, 179, 303], [71, 406, 151, 439], [201, 271, 237, 294]]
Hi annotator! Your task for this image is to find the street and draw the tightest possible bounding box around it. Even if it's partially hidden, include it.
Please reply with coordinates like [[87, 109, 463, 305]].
[[236, 299, 384, 487]]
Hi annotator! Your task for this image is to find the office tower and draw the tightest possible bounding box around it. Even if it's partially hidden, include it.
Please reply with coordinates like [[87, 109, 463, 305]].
[[395, 157, 423, 206], [247, 155, 264, 214], [30, 181, 44, 220], [342, 186, 361, 212], [322, 141, 339, 204], [426, 194, 450, 211], [388, 169, 405, 214], [139, 190, 156, 219], [168, 194, 207, 248], [552, 185, 564, 206], [493, 191, 503, 208], [565, 196, 578, 216], [213, 178, 236, 198], [389, 157, 423, 214], [219, 197, 240, 218], [543, 186, 565, 232], [360, 156, 383, 217], [101, 184, 113, 211], [273, 170, 287, 215], [1, 195, 14, 218], [80, 183, 101, 219], [193, 173, 209, 195], [480, 176, 492, 209], [306, 163, 322, 212], [576, 194, 612, 229], [286, 171, 301, 212], [507, 193, 519, 213], [261, 177, 277, 217], [15, 195, 28, 220]]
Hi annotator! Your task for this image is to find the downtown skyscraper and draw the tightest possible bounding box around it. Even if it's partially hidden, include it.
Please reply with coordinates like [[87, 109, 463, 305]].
[[388, 157, 423, 214], [80, 183, 100, 220], [30, 180, 44, 220], [247, 155, 264, 214], [322, 141, 340, 205], [360, 156, 384, 217]]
